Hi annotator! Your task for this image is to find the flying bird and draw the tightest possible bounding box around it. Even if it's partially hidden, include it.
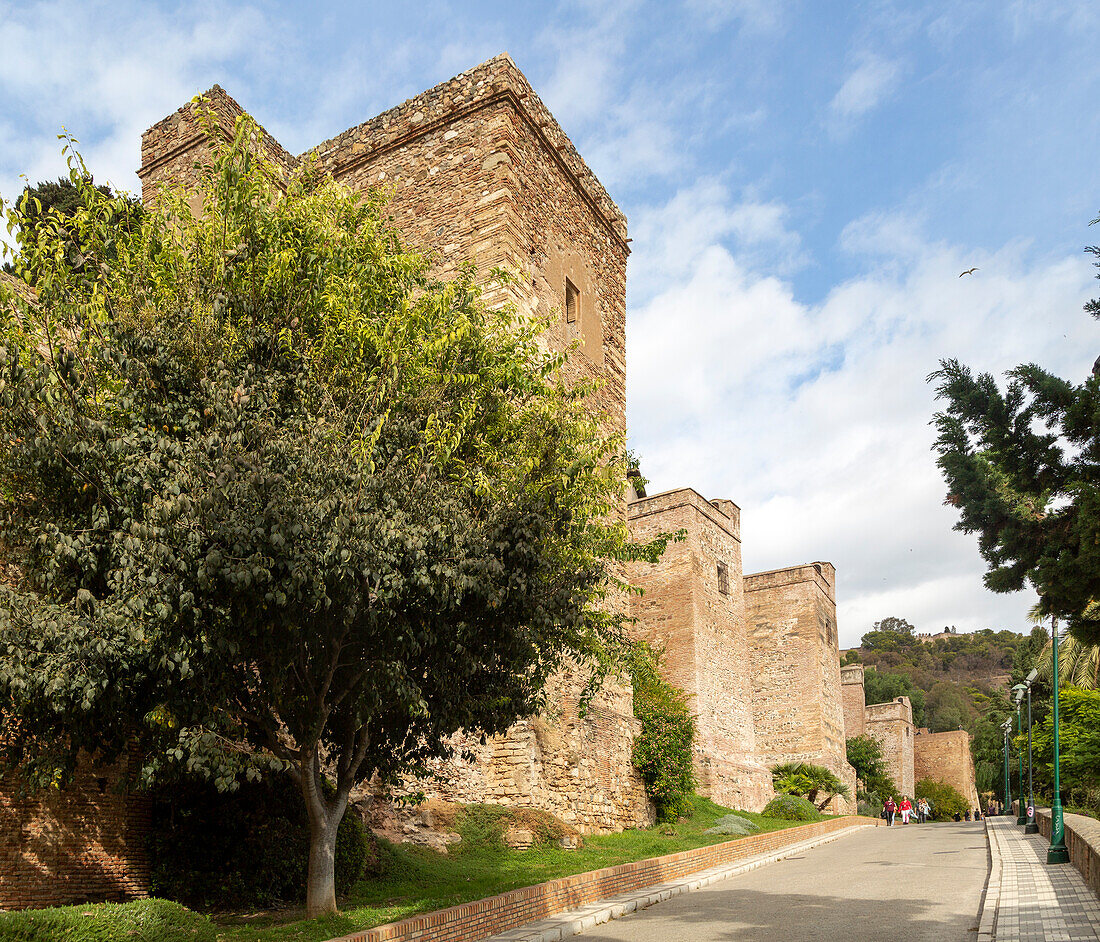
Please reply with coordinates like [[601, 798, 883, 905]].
[[959, 267, 979, 277]]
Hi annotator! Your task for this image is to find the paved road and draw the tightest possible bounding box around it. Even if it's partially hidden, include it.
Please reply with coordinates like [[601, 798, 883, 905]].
[[581, 821, 989, 942]]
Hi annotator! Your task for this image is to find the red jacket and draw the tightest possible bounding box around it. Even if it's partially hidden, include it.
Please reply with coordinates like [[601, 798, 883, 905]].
[[900, 799, 912, 811], [884, 800, 897, 813]]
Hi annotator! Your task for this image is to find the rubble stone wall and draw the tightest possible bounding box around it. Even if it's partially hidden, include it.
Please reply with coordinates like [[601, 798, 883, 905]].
[[627, 488, 773, 812], [744, 563, 856, 813], [865, 697, 915, 798], [913, 729, 980, 808]]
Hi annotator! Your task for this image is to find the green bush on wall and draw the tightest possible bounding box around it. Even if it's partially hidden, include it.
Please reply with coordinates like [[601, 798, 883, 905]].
[[630, 644, 698, 823], [915, 778, 970, 821], [762, 794, 821, 821], [148, 774, 372, 909]]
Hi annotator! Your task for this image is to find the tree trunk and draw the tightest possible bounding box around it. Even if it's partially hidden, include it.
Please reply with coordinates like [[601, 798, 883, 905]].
[[301, 751, 350, 918], [305, 813, 341, 917]]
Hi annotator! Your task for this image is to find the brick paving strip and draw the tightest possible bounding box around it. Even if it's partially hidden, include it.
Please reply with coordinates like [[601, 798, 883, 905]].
[[982, 817, 1100, 941], [326, 816, 882, 942]]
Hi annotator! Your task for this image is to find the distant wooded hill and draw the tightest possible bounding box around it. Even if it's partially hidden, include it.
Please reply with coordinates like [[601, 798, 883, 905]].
[[842, 618, 1047, 733]]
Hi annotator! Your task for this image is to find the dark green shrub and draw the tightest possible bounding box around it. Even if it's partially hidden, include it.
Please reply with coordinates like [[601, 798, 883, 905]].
[[0, 898, 214, 942], [630, 645, 697, 822], [915, 779, 969, 820], [148, 775, 370, 909], [762, 794, 821, 821]]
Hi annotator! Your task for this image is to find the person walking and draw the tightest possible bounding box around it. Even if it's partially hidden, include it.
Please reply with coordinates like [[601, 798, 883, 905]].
[[900, 796, 912, 824], [883, 797, 897, 826]]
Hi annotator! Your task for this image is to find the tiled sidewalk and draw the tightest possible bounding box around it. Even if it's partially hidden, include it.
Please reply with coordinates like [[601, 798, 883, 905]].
[[985, 817, 1100, 941]]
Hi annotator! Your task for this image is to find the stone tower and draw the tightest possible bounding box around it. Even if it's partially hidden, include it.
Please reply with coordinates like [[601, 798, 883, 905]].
[[627, 488, 773, 811], [865, 696, 915, 798], [744, 562, 856, 813], [138, 55, 645, 833], [840, 663, 866, 738], [138, 54, 626, 444]]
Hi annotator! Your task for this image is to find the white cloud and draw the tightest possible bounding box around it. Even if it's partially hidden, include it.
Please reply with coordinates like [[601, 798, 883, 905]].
[[628, 188, 1095, 648], [826, 53, 902, 137]]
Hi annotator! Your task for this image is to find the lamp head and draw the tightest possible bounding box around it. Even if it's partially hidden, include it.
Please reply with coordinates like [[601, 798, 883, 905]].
[[1027, 668, 1039, 683], [1012, 683, 1027, 692]]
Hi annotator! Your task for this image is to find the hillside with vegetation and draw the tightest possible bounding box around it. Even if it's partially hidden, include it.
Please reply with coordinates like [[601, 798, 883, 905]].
[[842, 616, 1049, 797]]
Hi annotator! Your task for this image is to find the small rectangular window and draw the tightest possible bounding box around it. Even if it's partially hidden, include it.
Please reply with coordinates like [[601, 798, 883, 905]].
[[717, 562, 729, 596], [565, 278, 579, 324]]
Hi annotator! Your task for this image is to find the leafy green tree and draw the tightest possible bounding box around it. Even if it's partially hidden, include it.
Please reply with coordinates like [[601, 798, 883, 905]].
[[846, 734, 896, 800], [860, 616, 920, 652], [1030, 686, 1100, 812], [915, 779, 970, 820], [2, 175, 143, 282], [0, 125, 663, 915], [770, 761, 850, 810], [863, 666, 927, 727], [930, 216, 1100, 644]]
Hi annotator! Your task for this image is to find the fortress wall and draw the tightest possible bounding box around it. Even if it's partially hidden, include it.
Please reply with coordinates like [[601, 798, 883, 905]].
[[628, 489, 773, 812], [139, 85, 299, 207], [841, 663, 866, 739], [865, 697, 915, 798], [914, 729, 980, 809], [136, 56, 645, 834], [388, 668, 652, 833], [311, 54, 627, 443], [744, 563, 856, 813]]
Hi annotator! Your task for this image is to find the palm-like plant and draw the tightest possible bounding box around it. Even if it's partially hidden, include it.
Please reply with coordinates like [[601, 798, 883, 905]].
[[771, 761, 851, 810], [1030, 604, 1100, 690]]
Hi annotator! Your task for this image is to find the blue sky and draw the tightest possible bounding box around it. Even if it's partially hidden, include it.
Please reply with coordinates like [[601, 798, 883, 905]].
[[2, 0, 1098, 645]]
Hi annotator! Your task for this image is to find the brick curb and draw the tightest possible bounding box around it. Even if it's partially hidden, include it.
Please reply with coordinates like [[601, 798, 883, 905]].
[[483, 824, 876, 942], [326, 816, 882, 942], [977, 818, 999, 942]]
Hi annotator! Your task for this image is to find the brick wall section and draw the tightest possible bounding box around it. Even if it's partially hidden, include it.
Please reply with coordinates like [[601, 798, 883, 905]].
[[744, 563, 857, 813], [913, 729, 979, 808], [0, 759, 151, 910], [626, 488, 772, 811], [840, 664, 865, 739], [329, 816, 882, 942], [1036, 809, 1100, 900], [137, 54, 645, 834], [865, 697, 915, 797]]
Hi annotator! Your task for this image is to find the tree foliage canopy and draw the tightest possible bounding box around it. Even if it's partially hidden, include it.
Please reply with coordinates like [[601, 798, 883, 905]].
[[845, 734, 896, 800], [930, 217, 1100, 644], [0, 121, 662, 914]]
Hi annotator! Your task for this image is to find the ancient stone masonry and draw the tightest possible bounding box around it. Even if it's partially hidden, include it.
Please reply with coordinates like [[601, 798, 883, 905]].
[[138, 54, 641, 836], [840, 663, 866, 739], [744, 563, 857, 814], [865, 697, 916, 798], [627, 488, 773, 811], [914, 728, 980, 808]]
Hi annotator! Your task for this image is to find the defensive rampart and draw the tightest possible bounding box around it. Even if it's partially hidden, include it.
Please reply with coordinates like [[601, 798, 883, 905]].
[[865, 697, 915, 798], [913, 728, 979, 808], [627, 488, 772, 811], [744, 563, 856, 813]]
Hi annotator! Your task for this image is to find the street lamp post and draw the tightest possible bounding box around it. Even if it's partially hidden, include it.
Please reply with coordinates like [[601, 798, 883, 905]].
[[1012, 687, 1027, 825], [1002, 718, 1012, 816], [1049, 617, 1069, 865], [1024, 670, 1038, 834]]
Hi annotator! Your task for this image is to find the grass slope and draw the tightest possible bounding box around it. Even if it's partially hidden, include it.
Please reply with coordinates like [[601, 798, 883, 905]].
[[214, 797, 815, 942]]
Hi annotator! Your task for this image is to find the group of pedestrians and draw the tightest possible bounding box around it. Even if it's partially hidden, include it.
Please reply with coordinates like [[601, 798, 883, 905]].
[[881, 796, 931, 825]]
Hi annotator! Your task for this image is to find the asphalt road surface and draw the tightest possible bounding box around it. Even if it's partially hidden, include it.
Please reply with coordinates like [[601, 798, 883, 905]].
[[580, 821, 989, 942]]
